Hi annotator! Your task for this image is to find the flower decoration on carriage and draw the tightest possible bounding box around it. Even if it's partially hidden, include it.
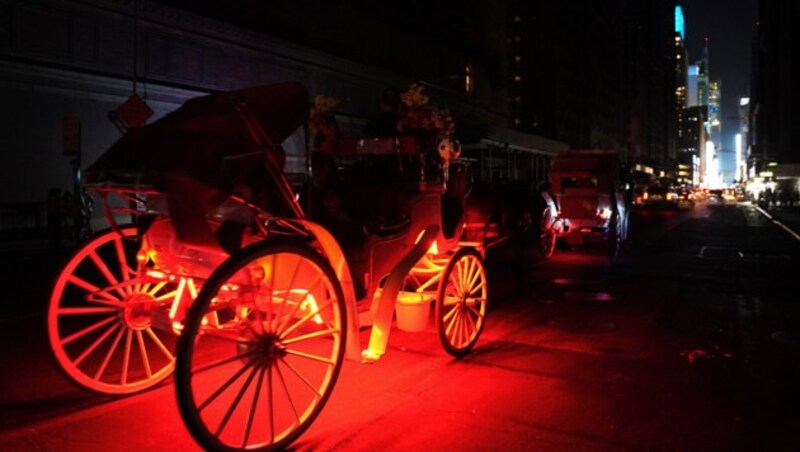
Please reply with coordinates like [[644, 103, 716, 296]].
[[396, 83, 456, 142], [308, 94, 341, 153], [396, 83, 461, 181]]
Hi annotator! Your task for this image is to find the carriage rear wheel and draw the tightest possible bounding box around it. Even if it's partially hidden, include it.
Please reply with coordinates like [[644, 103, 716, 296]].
[[435, 248, 487, 357], [176, 242, 346, 451], [47, 227, 178, 395], [539, 208, 557, 259]]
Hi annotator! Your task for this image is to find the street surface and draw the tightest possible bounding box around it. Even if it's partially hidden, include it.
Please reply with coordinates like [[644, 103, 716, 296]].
[[1, 200, 799, 451]]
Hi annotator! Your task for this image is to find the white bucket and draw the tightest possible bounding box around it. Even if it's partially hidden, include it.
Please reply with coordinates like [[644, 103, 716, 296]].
[[395, 292, 431, 332]]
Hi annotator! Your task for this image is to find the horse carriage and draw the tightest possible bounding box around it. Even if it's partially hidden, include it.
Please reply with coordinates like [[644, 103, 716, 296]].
[[46, 83, 491, 450], [538, 149, 630, 262]]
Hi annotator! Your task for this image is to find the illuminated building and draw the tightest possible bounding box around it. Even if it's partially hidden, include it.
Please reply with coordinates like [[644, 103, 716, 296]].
[[738, 97, 750, 181], [678, 106, 707, 186], [686, 65, 699, 107], [674, 5, 689, 183]]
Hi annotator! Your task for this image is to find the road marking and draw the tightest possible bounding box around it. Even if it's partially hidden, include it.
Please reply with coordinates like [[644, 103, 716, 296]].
[[755, 206, 800, 241]]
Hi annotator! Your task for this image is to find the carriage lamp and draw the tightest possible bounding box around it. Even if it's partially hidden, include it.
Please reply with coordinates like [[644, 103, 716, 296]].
[[137, 249, 158, 265]]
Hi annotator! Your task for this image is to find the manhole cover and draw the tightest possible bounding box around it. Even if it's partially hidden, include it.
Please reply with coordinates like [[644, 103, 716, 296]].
[[564, 291, 616, 302], [547, 316, 616, 333], [771, 331, 800, 348]]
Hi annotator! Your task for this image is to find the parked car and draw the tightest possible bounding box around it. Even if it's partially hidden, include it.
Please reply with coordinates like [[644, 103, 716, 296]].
[[676, 187, 696, 209], [638, 184, 679, 210]]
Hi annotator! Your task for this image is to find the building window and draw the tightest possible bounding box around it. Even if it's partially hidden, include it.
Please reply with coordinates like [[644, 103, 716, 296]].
[[464, 64, 474, 93]]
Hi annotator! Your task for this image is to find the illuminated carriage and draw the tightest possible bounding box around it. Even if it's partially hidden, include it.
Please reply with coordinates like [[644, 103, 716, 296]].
[[539, 150, 630, 262], [47, 83, 489, 450]]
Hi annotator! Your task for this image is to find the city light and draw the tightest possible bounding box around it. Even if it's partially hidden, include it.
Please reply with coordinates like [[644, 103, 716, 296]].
[[675, 6, 685, 39], [705, 140, 721, 188]]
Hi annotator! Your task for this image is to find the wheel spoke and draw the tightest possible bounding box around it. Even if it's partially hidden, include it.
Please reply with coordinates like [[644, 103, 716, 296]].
[[58, 307, 118, 316], [61, 316, 117, 346], [113, 235, 132, 286], [281, 328, 337, 345], [241, 366, 267, 448], [155, 289, 179, 302], [214, 364, 260, 437], [74, 322, 120, 366], [84, 296, 126, 308], [267, 365, 275, 443], [266, 253, 277, 334], [198, 358, 257, 412], [466, 303, 484, 321], [280, 299, 333, 339], [121, 329, 132, 385], [279, 356, 324, 398], [451, 309, 464, 348], [463, 308, 477, 340], [468, 280, 486, 297], [449, 273, 463, 299], [466, 259, 481, 291], [457, 258, 467, 291], [88, 251, 127, 299], [277, 274, 323, 335], [274, 361, 300, 427], [284, 348, 335, 365], [274, 253, 305, 335], [136, 330, 152, 379], [145, 327, 175, 362], [445, 306, 459, 338], [67, 275, 119, 304], [464, 258, 477, 291], [94, 326, 124, 381], [442, 302, 458, 322], [147, 281, 168, 296], [192, 349, 258, 375]]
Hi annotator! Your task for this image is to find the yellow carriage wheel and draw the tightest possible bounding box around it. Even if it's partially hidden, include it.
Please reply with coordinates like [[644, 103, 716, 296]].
[[435, 247, 487, 357]]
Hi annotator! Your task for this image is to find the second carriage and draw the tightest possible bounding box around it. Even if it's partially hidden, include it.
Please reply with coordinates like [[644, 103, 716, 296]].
[[47, 83, 491, 450], [538, 149, 631, 262]]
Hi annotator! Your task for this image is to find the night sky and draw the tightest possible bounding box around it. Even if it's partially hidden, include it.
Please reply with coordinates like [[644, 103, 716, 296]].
[[679, 0, 758, 157]]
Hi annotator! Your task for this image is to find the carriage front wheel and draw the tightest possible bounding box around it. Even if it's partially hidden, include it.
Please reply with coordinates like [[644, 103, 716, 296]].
[[607, 210, 622, 264], [436, 247, 488, 357], [175, 242, 346, 451], [539, 207, 557, 259], [47, 226, 178, 395]]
